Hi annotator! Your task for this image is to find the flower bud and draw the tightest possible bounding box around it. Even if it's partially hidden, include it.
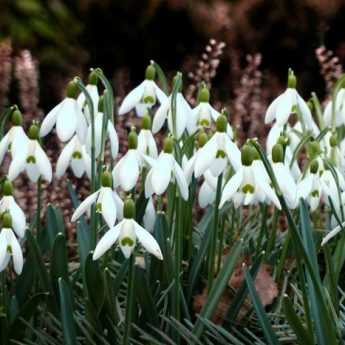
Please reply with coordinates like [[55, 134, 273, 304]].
[[2, 180, 13, 196], [306, 140, 320, 160], [98, 95, 104, 112], [66, 80, 79, 99], [172, 73, 183, 92], [197, 129, 208, 148], [310, 159, 319, 174], [330, 133, 338, 147], [163, 137, 174, 153], [28, 123, 39, 140], [141, 113, 152, 130], [287, 68, 297, 89], [145, 64, 156, 80], [241, 144, 255, 166], [277, 135, 289, 147], [272, 144, 284, 163], [88, 70, 98, 85], [197, 83, 210, 103], [128, 128, 138, 149], [11, 109, 23, 126], [123, 198, 136, 219], [2, 212, 12, 228], [216, 114, 227, 133], [101, 170, 112, 188]]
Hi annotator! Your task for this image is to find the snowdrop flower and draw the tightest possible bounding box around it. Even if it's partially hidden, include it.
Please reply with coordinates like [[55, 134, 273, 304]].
[[198, 171, 217, 208], [112, 129, 143, 191], [152, 73, 191, 139], [86, 97, 119, 159], [93, 198, 163, 260], [323, 88, 345, 127], [71, 171, 123, 228], [144, 137, 189, 200], [77, 70, 100, 122], [219, 144, 281, 209], [9, 123, 52, 183], [0, 213, 23, 275], [270, 144, 298, 209], [194, 114, 241, 178], [143, 198, 156, 232], [0, 109, 29, 165], [55, 135, 91, 178], [0, 180, 26, 238], [119, 64, 167, 117], [40, 80, 87, 142], [137, 113, 158, 159], [320, 132, 345, 172], [265, 69, 319, 135]]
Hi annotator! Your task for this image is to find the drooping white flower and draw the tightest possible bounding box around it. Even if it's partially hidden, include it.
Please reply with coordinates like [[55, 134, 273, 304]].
[[40, 80, 87, 142], [194, 115, 241, 178], [119, 64, 167, 117], [323, 88, 345, 128], [93, 199, 163, 260], [137, 114, 158, 159], [9, 124, 52, 183], [144, 137, 189, 200], [71, 171, 123, 228], [265, 70, 319, 135], [198, 171, 217, 208], [0, 213, 23, 275], [219, 144, 281, 209], [0, 180, 26, 238], [86, 111, 119, 159], [112, 129, 143, 192], [143, 198, 156, 232], [56, 135, 91, 179], [152, 86, 191, 139], [0, 109, 29, 165]]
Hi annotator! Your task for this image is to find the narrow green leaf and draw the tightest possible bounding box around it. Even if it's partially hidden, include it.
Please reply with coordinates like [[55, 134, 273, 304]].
[[152, 61, 169, 95]]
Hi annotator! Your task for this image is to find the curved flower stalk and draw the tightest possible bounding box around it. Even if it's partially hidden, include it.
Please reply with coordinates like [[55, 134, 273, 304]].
[[194, 114, 241, 178], [0, 180, 26, 238], [112, 129, 143, 192], [219, 144, 281, 209], [143, 197, 156, 232], [55, 135, 91, 178], [119, 64, 167, 117], [86, 99, 119, 159], [0, 109, 29, 165], [93, 198, 162, 260], [71, 171, 123, 228], [9, 123, 52, 183], [0, 212, 23, 275], [137, 114, 158, 159], [144, 137, 189, 201], [265, 69, 319, 135], [270, 144, 298, 209], [40, 80, 87, 142], [152, 75, 191, 139]]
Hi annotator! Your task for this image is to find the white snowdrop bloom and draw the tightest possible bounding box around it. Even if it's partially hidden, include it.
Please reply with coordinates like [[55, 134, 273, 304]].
[[56, 135, 91, 179], [0, 213, 23, 275], [9, 124, 52, 183], [0, 109, 29, 165], [152, 84, 191, 139], [112, 130, 143, 192], [270, 144, 298, 209], [198, 171, 217, 208], [320, 132, 345, 172], [119, 65, 167, 117], [137, 114, 158, 159], [40, 80, 87, 142], [93, 199, 163, 260], [144, 137, 189, 201], [0, 180, 26, 238], [86, 111, 119, 159], [265, 70, 319, 135], [219, 144, 281, 209], [323, 88, 345, 127], [71, 171, 122, 228], [194, 115, 241, 178], [143, 198, 156, 232]]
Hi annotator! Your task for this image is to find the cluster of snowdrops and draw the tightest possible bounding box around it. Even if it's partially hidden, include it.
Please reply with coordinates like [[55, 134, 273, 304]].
[[0, 64, 344, 276]]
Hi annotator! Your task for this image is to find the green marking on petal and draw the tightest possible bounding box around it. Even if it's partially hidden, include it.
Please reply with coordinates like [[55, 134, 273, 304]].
[[216, 149, 226, 158], [242, 184, 254, 194], [72, 151, 82, 159], [311, 190, 319, 197], [121, 237, 135, 246], [6, 245, 12, 254], [26, 156, 36, 164], [199, 118, 210, 126], [143, 95, 155, 104], [96, 203, 102, 213]]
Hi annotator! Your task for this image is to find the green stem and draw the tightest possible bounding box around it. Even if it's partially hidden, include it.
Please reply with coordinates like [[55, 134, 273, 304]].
[[207, 174, 223, 292], [123, 255, 135, 345], [36, 178, 42, 233]]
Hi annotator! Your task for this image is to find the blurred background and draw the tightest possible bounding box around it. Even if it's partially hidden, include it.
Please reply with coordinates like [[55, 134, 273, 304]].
[[1, 0, 345, 122]]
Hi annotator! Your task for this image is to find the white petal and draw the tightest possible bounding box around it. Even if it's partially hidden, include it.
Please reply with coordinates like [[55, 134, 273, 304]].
[[173, 161, 189, 200], [152, 154, 173, 195], [153, 82, 168, 104], [56, 98, 79, 142], [219, 168, 243, 208], [143, 198, 156, 232], [275, 89, 293, 125], [71, 190, 100, 222], [321, 223, 345, 246], [152, 98, 169, 134], [144, 169, 154, 198], [107, 121, 119, 158], [119, 82, 145, 115], [11, 127, 29, 156], [93, 223, 121, 260], [71, 157, 86, 178], [101, 187, 117, 227], [265, 94, 284, 124], [134, 221, 163, 260], [194, 136, 218, 178], [35, 143, 52, 183], [0, 231, 9, 271], [113, 191, 124, 220], [9, 230, 23, 275], [40, 102, 61, 137], [26, 163, 40, 182], [8, 157, 26, 181], [224, 137, 241, 171], [119, 151, 140, 191], [0, 133, 9, 164], [8, 197, 26, 238], [199, 181, 215, 208]]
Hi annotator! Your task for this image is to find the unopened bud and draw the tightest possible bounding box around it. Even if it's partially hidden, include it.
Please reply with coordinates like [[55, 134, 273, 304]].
[[123, 198, 135, 219]]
